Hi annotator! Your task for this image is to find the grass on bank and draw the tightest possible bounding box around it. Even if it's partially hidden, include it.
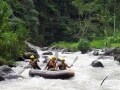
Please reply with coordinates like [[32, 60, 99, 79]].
[[91, 39, 120, 49], [51, 41, 78, 51], [0, 57, 15, 66], [51, 40, 120, 51], [111, 43, 120, 47], [90, 40, 106, 49]]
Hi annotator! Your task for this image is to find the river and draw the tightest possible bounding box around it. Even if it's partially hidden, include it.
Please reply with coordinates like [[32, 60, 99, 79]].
[[0, 48, 120, 90]]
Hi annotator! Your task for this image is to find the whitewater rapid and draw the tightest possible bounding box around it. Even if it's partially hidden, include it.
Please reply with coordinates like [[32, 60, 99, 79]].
[[0, 49, 120, 90]]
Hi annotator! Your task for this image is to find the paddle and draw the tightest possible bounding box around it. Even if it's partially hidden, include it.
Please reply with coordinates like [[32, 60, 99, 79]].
[[55, 50, 59, 69], [100, 60, 115, 86], [18, 59, 38, 74], [18, 64, 31, 74], [100, 76, 108, 86], [70, 56, 78, 67], [55, 50, 58, 62]]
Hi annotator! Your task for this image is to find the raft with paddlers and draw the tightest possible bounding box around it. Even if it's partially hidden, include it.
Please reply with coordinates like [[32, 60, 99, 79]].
[[29, 69, 75, 79]]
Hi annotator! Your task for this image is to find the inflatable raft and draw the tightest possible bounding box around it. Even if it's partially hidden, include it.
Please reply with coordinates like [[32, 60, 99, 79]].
[[29, 69, 75, 79]]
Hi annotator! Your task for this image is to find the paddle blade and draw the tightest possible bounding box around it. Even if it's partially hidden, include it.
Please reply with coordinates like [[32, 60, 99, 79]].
[[18, 65, 31, 74], [55, 51, 58, 60], [73, 56, 78, 64], [18, 68, 26, 74], [70, 56, 78, 66]]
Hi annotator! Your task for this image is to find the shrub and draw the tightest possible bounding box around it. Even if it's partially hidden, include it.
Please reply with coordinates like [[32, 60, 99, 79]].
[[0, 57, 15, 66], [51, 41, 78, 52], [0, 57, 6, 66], [90, 39, 105, 48], [77, 39, 91, 53], [6, 60, 15, 66], [104, 37, 112, 47]]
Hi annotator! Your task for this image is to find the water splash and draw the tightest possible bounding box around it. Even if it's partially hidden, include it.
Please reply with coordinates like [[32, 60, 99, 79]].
[[0, 49, 120, 90]]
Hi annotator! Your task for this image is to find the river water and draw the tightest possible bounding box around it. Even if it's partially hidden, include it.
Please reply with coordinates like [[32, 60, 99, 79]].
[[0, 48, 120, 90]]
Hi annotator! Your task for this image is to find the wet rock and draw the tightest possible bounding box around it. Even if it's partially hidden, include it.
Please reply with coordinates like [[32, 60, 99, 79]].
[[104, 47, 120, 56], [91, 60, 104, 67], [114, 54, 120, 63], [8, 64, 16, 68], [42, 51, 53, 55], [61, 48, 71, 54], [43, 56, 48, 63], [93, 50, 99, 56], [0, 75, 5, 81], [18, 56, 25, 61], [113, 47, 120, 54], [23, 52, 33, 59], [0, 65, 22, 81], [80, 48, 92, 54], [98, 55, 104, 59], [50, 46, 63, 51], [104, 48, 115, 56], [116, 57, 120, 63], [41, 47, 49, 51], [5, 74, 22, 79], [43, 59, 48, 63], [23, 52, 35, 59], [27, 49, 39, 58]]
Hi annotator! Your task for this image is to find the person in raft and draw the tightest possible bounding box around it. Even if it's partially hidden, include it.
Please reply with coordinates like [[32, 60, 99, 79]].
[[44, 56, 57, 71], [58, 58, 72, 70], [29, 55, 41, 70]]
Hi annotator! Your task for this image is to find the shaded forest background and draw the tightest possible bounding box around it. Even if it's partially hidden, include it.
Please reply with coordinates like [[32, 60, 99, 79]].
[[0, 0, 120, 63]]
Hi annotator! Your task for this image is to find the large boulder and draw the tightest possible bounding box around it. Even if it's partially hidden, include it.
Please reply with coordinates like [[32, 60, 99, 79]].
[[22, 52, 37, 59], [42, 51, 53, 55], [93, 50, 99, 56], [114, 54, 120, 63], [104, 47, 120, 56], [104, 48, 115, 56], [42, 56, 48, 63], [50, 46, 63, 51], [22, 52, 33, 59], [61, 48, 71, 54], [18, 50, 39, 61], [0, 65, 22, 81], [28, 49, 39, 58], [0, 75, 5, 81], [91, 60, 104, 67], [18, 56, 25, 61], [41, 47, 49, 51]]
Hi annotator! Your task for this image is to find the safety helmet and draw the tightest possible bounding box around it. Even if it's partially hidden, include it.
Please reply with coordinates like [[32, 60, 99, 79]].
[[30, 55, 35, 59], [51, 56, 56, 61], [61, 58, 65, 61]]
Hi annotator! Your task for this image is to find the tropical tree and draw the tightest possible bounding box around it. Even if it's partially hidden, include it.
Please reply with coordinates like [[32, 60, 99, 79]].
[[72, 0, 99, 40], [0, 0, 29, 64]]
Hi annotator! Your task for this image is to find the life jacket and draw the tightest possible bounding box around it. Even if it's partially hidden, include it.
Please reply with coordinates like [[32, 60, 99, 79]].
[[47, 60, 56, 70], [58, 63, 67, 70], [30, 59, 38, 66]]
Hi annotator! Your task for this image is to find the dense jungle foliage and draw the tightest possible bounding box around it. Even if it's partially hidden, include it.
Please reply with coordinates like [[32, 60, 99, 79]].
[[0, 0, 120, 64]]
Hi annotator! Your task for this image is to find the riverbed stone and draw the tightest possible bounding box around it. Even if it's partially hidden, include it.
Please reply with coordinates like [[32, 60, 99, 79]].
[[104, 47, 120, 56], [41, 47, 49, 51], [42, 51, 53, 55], [27, 49, 39, 58], [23, 52, 36, 59], [0, 65, 22, 81], [93, 50, 99, 56], [61, 48, 71, 54], [104, 48, 115, 56], [114, 54, 120, 63], [43, 56, 48, 63], [0, 75, 5, 81], [91, 60, 104, 67], [50, 46, 63, 51]]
